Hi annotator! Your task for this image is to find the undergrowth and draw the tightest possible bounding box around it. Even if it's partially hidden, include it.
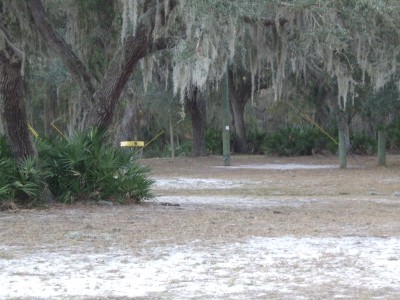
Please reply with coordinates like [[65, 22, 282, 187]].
[[0, 130, 153, 209]]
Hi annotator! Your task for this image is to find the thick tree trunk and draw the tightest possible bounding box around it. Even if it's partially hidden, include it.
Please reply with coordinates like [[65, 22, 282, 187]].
[[228, 69, 251, 154], [0, 24, 35, 160], [186, 89, 207, 156]]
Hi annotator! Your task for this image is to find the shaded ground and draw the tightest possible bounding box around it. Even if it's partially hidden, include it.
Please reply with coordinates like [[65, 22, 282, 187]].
[[1, 155, 400, 299]]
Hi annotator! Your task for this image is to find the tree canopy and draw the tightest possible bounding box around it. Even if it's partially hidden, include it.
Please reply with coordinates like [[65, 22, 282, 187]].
[[1, 0, 400, 154]]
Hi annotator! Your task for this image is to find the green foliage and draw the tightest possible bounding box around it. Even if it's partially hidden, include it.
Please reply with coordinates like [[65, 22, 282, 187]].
[[0, 135, 12, 159], [175, 140, 192, 157], [387, 118, 400, 153], [350, 132, 376, 155], [246, 130, 268, 154], [263, 126, 331, 156], [0, 137, 48, 207], [37, 129, 153, 204], [0, 157, 14, 202], [205, 128, 222, 154]]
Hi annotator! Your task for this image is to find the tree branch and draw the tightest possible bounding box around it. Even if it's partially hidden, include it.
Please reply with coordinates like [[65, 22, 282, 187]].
[[26, 0, 96, 98], [87, 0, 178, 131]]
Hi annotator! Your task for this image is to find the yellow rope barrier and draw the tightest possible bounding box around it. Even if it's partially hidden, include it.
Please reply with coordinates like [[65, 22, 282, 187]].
[[301, 113, 339, 145], [144, 130, 164, 148], [50, 121, 67, 139], [289, 103, 339, 145], [28, 124, 39, 138]]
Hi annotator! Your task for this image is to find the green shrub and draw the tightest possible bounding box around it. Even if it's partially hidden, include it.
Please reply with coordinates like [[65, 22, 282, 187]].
[[206, 128, 222, 154], [0, 138, 48, 208], [387, 118, 400, 153], [37, 129, 153, 204], [263, 126, 329, 156], [175, 140, 192, 156], [350, 132, 376, 155], [0, 157, 14, 202], [246, 130, 267, 154]]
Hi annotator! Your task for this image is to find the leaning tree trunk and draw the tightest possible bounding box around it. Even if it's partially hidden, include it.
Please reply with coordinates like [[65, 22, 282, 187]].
[[0, 24, 35, 161], [186, 88, 207, 156], [86, 3, 176, 132], [87, 32, 149, 132], [28, 0, 177, 133]]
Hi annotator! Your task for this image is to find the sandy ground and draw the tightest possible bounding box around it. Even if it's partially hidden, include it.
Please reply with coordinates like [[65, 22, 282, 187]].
[[1, 154, 400, 299]]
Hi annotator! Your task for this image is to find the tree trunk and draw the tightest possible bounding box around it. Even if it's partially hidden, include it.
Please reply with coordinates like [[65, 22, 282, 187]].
[[44, 82, 56, 137], [230, 92, 248, 153], [186, 89, 207, 156], [314, 79, 330, 128], [28, 0, 177, 133], [336, 108, 350, 169], [27, 0, 96, 97], [228, 68, 252, 154], [0, 24, 35, 161], [87, 35, 148, 132]]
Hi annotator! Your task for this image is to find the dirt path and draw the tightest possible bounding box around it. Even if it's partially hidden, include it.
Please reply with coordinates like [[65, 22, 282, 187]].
[[1, 155, 400, 299]]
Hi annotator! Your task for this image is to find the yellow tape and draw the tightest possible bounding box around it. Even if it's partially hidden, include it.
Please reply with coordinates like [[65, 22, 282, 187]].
[[120, 141, 145, 147]]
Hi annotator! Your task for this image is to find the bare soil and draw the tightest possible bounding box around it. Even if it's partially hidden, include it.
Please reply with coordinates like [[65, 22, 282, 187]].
[[1, 154, 400, 299]]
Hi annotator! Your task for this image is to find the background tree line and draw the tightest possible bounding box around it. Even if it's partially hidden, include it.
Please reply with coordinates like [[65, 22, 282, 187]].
[[1, 0, 400, 206]]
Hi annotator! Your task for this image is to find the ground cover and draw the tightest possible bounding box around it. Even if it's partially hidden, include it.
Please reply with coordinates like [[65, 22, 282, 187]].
[[1, 155, 400, 299]]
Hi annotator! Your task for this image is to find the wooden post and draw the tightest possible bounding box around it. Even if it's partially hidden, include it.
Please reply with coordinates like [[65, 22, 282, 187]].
[[169, 110, 175, 158], [378, 128, 386, 166], [338, 129, 347, 169], [222, 70, 230, 166]]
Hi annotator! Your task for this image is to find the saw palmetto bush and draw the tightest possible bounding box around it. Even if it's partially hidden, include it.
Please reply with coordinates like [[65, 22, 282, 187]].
[[0, 136, 48, 208], [263, 126, 331, 156], [37, 129, 153, 204]]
